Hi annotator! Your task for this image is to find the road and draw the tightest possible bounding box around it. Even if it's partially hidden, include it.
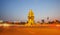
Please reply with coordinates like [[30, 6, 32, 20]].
[[0, 25, 60, 35]]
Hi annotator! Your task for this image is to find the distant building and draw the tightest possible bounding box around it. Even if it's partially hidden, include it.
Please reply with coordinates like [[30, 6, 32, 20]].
[[0, 20, 3, 23], [13, 21, 20, 24]]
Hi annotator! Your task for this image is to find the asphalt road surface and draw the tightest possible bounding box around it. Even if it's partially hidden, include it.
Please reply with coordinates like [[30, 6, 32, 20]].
[[0, 26, 60, 35]]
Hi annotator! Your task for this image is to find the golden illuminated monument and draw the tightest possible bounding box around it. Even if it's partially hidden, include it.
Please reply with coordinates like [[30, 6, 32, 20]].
[[26, 9, 35, 25]]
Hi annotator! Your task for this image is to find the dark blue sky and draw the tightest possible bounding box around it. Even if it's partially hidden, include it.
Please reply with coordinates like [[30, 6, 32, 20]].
[[0, 0, 60, 22]]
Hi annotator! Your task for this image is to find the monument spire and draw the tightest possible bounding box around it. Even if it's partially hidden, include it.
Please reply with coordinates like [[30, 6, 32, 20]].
[[27, 9, 35, 25], [28, 9, 34, 17]]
